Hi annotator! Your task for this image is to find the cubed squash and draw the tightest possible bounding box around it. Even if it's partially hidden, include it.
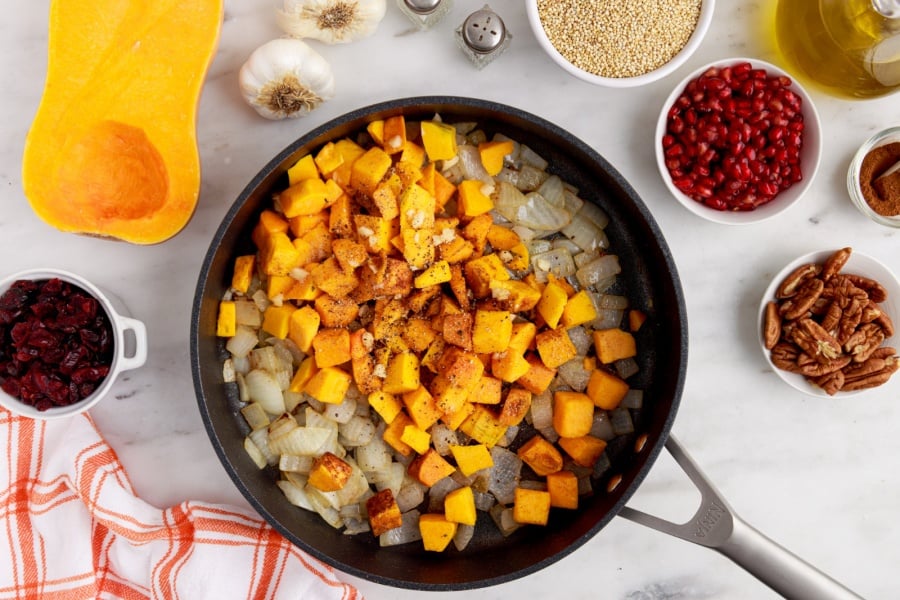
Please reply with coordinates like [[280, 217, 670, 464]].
[[507, 321, 537, 353], [278, 177, 330, 218], [418, 513, 458, 552], [498, 387, 532, 426], [513, 487, 552, 526], [307, 452, 352, 492], [350, 146, 392, 195], [217, 301, 236, 337], [552, 391, 594, 438], [464, 253, 510, 297], [558, 435, 607, 468], [458, 404, 508, 447], [586, 368, 629, 410], [478, 140, 514, 176], [401, 424, 432, 455], [382, 411, 415, 457], [261, 304, 296, 340], [382, 352, 420, 394], [368, 390, 403, 424], [535, 327, 578, 369], [546, 470, 579, 509], [449, 444, 494, 476], [231, 255, 255, 293], [311, 327, 351, 368], [561, 290, 598, 328], [490, 280, 542, 313], [516, 434, 563, 476], [537, 280, 568, 329], [382, 115, 407, 154], [314, 141, 345, 176], [288, 356, 318, 393], [251, 210, 289, 250], [304, 366, 352, 405], [260, 231, 301, 276], [593, 328, 637, 364], [403, 385, 443, 431], [414, 260, 452, 288], [420, 120, 458, 162], [457, 180, 494, 217], [486, 224, 521, 251], [367, 488, 402, 536], [467, 375, 502, 405], [472, 310, 513, 354], [440, 401, 475, 431], [629, 309, 648, 332], [408, 448, 456, 486], [444, 486, 477, 525], [287, 153, 319, 184], [516, 353, 557, 394]]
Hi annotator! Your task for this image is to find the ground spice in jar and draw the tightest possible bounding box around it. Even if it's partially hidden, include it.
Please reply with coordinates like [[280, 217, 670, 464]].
[[860, 142, 900, 216], [536, 0, 701, 78]]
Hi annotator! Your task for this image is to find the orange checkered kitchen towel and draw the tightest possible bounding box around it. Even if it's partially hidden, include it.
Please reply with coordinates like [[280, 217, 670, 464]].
[[0, 407, 362, 600]]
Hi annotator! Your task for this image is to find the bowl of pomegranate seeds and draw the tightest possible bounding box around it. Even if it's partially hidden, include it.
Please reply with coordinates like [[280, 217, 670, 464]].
[[656, 58, 822, 224], [0, 269, 147, 419]]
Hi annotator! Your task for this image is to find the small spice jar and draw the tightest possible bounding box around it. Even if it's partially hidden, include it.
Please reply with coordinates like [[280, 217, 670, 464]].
[[455, 4, 511, 69], [848, 126, 900, 228], [396, 0, 453, 30]]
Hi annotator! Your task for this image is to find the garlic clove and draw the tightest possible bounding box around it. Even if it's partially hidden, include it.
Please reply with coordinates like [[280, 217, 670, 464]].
[[277, 0, 387, 44], [239, 38, 336, 120]]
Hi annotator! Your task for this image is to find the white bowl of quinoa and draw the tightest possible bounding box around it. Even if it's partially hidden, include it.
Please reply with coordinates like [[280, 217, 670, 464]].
[[526, 0, 714, 88]]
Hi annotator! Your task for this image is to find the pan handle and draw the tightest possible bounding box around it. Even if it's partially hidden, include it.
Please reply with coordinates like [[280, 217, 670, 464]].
[[618, 435, 863, 600]]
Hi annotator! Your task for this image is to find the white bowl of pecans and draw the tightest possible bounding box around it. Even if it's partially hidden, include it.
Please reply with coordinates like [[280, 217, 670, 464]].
[[759, 248, 899, 397], [525, 0, 714, 88], [656, 57, 822, 225]]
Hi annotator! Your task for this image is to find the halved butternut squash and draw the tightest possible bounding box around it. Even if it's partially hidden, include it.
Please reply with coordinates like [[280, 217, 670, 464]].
[[22, 0, 224, 244]]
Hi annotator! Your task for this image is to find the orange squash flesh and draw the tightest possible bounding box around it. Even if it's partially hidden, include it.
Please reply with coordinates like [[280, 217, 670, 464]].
[[22, 0, 224, 244]]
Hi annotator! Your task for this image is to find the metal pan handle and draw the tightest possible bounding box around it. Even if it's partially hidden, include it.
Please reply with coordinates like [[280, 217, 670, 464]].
[[618, 435, 863, 600]]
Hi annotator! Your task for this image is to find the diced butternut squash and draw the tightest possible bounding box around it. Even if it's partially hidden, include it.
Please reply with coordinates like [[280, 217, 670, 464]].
[[467, 375, 502, 405], [507, 321, 537, 353], [403, 385, 443, 431], [401, 424, 432, 455], [457, 180, 494, 217], [516, 354, 557, 394], [420, 120, 458, 162], [419, 513, 457, 552], [414, 260, 452, 288], [440, 401, 475, 431], [498, 387, 532, 426], [382, 411, 415, 456], [382, 115, 407, 154], [368, 390, 402, 424], [558, 435, 607, 468], [629, 309, 648, 332], [367, 489, 403, 536], [486, 224, 520, 251], [586, 368, 629, 410], [304, 366, 352, 404], [546, 470, 579, 509], [464, 253, 510, 297], [516, 434, 563, 476], [382, 351, 420, 394], [444, 486, 477, 525], [217, 301, 236, 337], [561, 290, 598, 328], [478, 140, 514, 176], [231, 255, 255, 293], [288, 356, 318, 393], [261, 304, 296, 339], [260, 231, 300, 276], [552, 391, 594, 438], [311, 327, 351, 368], [314, 141, 345, 176], [307, 452, 352, 492], [513, 487, 551, 526], [314, 294, 359, 328], [287, 153, 319, 184], [350, 146, 392, 195], [593, 328, 637, 364], [449, 444, 494, 476], [537, 280, 568, 329], [278, 177, 330, 218], [408, 448, 456, 486], [472, 310, 513, 354], [535, 327, 578, 369], [458, 404, 508, 447], [251, 209, 289, 250]]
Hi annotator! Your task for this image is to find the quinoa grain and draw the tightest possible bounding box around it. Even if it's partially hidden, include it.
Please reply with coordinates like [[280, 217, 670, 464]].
[[536, 0, 702, 79]]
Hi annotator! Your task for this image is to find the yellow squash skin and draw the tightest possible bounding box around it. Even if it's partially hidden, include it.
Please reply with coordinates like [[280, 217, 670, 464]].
[[22, 0, 224, 244]]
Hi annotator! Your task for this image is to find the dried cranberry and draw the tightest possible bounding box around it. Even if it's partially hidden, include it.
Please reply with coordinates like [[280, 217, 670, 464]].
[[0, 278, 114, 411]]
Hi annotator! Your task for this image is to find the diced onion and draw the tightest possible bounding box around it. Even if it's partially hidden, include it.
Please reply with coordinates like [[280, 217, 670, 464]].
[[576, 254, 621, 289], [245, 369, 285, 414], [226, 326, 259, 359]]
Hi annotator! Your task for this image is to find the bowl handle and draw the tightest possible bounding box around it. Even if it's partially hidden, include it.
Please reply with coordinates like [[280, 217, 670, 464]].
[[619, 435, 863, 600], [115, 316, 148, 372]]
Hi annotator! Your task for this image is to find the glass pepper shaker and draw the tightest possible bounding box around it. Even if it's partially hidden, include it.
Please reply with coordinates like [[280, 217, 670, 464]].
[[396, 0, 453, 30], [455, 4, 512, 69]]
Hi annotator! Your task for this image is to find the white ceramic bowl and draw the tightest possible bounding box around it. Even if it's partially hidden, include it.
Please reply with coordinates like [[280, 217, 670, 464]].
[[656, 57, 822, 225], [525, 0, 714, 88], [847, 126, 900, 228], [758, 250, 899, 398], [0, 269, 147, 419]]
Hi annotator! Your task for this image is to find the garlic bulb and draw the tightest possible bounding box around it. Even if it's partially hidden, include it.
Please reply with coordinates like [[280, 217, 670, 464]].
[[239, 38, 335, 120], [277, 0, 386, 44]]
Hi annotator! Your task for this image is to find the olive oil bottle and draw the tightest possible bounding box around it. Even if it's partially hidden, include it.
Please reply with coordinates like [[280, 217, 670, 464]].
[[774, 0, 900, 99]]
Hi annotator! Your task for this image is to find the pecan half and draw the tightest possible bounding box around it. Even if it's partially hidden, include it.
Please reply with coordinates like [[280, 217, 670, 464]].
[[776, 263, 821, 299], [844, 274, 887, 303], [814, 370, 844, 396], [796, 353, 851, 377], [874, 310, 895, 337], [821, 247, 852, 281], [844, 323, 885, 363], [770, 342, 801, 372], [840, 360, 899, 391], [780, 277, 825, 320], [820, 301, 842, 336], [762, 301, 782, 349], [791, 318, 842, 363]]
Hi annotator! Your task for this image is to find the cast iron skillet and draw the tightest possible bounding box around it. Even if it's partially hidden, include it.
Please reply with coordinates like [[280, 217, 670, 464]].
[[190, 97, 858, 597]]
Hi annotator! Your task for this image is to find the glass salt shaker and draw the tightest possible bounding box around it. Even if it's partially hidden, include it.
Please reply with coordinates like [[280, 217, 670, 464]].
[[455, 4, 511, 69], [396, 0, 453, 30]]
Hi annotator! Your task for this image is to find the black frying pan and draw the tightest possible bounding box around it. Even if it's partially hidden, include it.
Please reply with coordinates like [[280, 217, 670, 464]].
[[190, 97, 857, 597]]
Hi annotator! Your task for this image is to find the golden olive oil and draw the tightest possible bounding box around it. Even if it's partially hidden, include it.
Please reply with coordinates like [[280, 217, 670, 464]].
[[774, 0, 900, 99]]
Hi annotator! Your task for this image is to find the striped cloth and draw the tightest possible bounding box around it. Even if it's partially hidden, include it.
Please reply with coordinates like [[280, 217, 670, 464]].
[[0, 407, 361, 600]]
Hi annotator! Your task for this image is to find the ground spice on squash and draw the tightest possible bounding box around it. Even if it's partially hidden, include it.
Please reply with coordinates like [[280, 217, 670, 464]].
[[860, 142, 900, 216]]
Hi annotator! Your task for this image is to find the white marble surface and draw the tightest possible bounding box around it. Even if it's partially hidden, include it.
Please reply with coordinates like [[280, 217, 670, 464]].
[[3, 1, 900, 598]]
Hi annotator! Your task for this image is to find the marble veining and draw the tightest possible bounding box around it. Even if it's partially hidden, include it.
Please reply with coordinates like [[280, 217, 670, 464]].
[[3, 0, 900, 598]]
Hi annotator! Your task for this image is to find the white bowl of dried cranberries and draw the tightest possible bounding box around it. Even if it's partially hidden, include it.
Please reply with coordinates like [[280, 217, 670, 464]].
[[758, 248, 899, 398], [656, 57, 822, 224], [0, 269, 148, 419]]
